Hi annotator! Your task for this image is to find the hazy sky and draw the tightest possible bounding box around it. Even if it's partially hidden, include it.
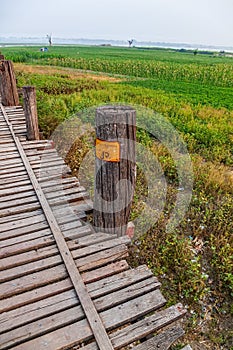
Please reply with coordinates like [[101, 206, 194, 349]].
[[1, 0, 233, 46]]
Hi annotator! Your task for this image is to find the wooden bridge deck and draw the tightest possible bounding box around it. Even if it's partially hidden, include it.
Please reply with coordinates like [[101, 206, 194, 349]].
[[0, 102, 187, 350]]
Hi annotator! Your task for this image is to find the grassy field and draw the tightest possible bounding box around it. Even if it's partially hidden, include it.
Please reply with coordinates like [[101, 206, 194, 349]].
[[1, 45, 233, 349]]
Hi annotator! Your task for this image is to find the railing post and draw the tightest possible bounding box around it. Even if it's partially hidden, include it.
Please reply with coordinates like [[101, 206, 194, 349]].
[[93, 105, 136, 236], [23, 86, 40, 140], [0, 60, 19, 106]]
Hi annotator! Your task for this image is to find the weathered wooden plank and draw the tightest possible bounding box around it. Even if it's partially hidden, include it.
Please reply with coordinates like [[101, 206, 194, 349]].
[[0, 290, 78, 334], [0, 233, 124, 271], [0, 164, 25, 173], [0, 254, 62, 283], [71, 236, 130, 258], [0, 170, 28, 179], [31, 159, 65, 170], [67, 232, 117, 249], [132, 326, 185, 350], [0, 178, 30, 189], [88, 264, 155, 298], [0, 265, 68, 300], [1, 243, 128, 283], [76, 244, 129, 272], [45, 186, 87, 199], [0, 225, 50, 248], [0, 261, 128, 313], [0, 271, 158, 334], [0, 238, 56, 269], [62, 225, 94, 240], [0, 194, 37, 210], [0, 184, 34, 197], [0, 211, 45, 234], [0, 278, 159, 343], [0, 201, 41, 218], [51, 200, 93, 214], [8, 290, 165, 350], [0, 232, 113, 269], [0, 233, 54, 261], [0, 157, 23, 167], [39, 176, 80, 190], [82, 304, 186, 350]]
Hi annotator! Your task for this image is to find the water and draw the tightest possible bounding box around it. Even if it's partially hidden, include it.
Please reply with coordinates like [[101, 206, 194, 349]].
[[1, 37, 233, 53]]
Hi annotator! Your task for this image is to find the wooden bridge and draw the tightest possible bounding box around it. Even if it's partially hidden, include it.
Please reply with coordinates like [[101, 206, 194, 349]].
[[0, 59, 191, 350]]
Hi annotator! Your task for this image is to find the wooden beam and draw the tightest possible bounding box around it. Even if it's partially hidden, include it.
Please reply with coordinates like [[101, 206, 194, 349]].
[[94, 106, 136, 236], [133, 326, 185, 350], [22, 86, 40, 140], [0, 60, 19, 106]]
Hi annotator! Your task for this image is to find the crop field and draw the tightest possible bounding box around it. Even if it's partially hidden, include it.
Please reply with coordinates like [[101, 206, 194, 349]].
[[1, 45, 233, 349]]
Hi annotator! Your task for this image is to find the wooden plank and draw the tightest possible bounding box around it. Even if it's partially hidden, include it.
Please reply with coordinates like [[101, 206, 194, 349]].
[[0, 201, 41, 218], [132, 326, 185, 350], [0, 194, 37, 209], [0, 290, 78, 334], [0, 165, 25, 174], [81, 260, 129, 284], [0, 174, 28, 185], [0, 233, 54, 261], [71, 236, 130, 258], [0, 244, 58, 270], [1, 235, 127, 271], [0, 232, 114, 268], [0, 170, 28, 179], [0, 278, 159, 344], [0, 225, 50, 248], [75, 244, 128, 272], [88, 265, 155, 298], [0, 265, 68, 300], [0, 261, 128, 313], [0, 211, 45, 235], [0, 254, 62, 283], [45, 186, 87, 199], [51, 200, 93, 214], [80, 305, 186, 350], [0, 178, 30, 189], [0, 184, 34, 197], [8, 290, 166, 350], [0, 272, 158, 334], [0, 243, 128, 282]]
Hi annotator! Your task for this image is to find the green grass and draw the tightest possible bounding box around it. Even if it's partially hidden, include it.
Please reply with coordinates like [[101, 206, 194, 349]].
[[123, 78, 233, 109]]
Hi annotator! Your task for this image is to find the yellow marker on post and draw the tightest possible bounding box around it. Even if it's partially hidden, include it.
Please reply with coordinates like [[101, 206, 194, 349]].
[[96, 138, 120, 162]]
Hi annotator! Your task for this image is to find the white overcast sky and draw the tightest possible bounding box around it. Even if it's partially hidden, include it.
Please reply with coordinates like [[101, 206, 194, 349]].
[[1, 0, 233, 46]]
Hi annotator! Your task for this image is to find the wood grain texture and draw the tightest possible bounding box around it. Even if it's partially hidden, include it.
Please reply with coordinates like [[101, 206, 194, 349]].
[[94, 106, 136, 236]]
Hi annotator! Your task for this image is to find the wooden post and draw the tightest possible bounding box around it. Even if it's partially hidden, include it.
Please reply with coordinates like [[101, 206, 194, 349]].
[[94, 106, 136, 236], [23, 86, 40, 140], [0, 60, 19, 106]]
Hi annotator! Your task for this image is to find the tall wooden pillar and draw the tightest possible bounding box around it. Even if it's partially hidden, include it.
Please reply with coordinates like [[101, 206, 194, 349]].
[[0, 60, 19, 106], [23, 86, 40, 140], [93, 106, 136, 236]]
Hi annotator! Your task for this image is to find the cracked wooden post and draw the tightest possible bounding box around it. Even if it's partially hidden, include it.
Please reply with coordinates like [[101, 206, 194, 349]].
[[94, 105, 136, 237], [0, 60, 19, 106], [23, 86, 40, 140]]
